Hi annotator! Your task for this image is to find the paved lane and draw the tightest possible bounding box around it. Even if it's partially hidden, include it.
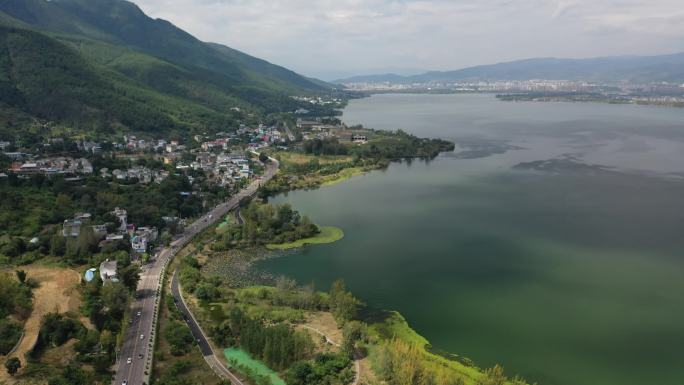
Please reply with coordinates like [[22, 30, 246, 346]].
[[113, 159, 277, 385]]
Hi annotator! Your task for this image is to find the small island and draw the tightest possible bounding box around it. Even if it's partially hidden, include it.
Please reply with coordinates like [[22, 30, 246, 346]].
[[267, 226, 344, 250]]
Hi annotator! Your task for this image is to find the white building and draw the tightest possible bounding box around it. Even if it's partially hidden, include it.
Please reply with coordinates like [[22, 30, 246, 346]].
[[99, 260, 118, 284]]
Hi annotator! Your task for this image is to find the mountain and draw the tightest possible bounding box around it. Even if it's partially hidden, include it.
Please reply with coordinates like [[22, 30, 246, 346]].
[[333, 73, 412, 84], [0, 0, 332, 137], [335, 53, 684, 84]]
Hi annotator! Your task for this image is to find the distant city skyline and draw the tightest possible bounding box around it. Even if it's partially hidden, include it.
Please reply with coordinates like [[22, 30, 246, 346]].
[[132, 0, 684, 80]]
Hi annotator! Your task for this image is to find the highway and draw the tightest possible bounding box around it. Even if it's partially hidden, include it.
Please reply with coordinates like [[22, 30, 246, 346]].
[[113, 158, 278, 385]]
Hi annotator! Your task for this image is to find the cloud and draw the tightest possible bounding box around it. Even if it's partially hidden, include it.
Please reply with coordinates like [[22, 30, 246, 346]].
[[131, 0, 684, 79]]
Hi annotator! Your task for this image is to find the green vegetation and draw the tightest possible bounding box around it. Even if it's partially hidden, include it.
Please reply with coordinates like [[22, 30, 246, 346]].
[[0, 171, 202, 238], [164, 321, 195, 356], [215, 307, 314, 371], [153, 255, 229, 385], [303, 130, 455, 160], [266, 226, 344, 250], [0, 0, 336, 138], [4, 356, 20, 376], [283, 352, 354, 385], [225, 348, 285, 385], [261, 130, 454, 197], [328, 279, 361, 324], [0, 271, 33, 319], [27, 312, 114, 384], [0, 318, 22, 354], [0, 271, 32, 360], [31, 313, 85, 355], [213, 202, 319, 250]]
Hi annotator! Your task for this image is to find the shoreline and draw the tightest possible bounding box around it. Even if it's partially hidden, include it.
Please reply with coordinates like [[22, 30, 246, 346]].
[[266, 226, 344, 250], [203, 151, 507, 384]]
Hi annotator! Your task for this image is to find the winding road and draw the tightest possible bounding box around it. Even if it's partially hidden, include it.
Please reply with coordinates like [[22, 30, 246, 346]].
[[113, 158, 278, 385], [171, 270, 245, 384]]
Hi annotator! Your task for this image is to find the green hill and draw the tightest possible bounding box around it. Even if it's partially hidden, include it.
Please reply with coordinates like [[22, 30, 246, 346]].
[[0, 0, 333, 137]]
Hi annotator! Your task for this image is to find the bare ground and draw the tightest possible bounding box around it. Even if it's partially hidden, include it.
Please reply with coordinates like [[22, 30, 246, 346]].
[[0, 264, 84, 383]]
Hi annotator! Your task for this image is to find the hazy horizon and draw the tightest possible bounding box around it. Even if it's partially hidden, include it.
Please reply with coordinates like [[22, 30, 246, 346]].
[[132, 0, 684, 80]]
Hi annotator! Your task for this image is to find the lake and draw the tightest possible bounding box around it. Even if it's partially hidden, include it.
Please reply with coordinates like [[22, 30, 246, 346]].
[[258, 94, 684, 385]]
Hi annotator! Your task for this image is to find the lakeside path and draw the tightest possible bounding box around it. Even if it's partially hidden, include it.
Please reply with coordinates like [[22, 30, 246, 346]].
[[171, 270, 246, 384], [113, 158, 278, 385]]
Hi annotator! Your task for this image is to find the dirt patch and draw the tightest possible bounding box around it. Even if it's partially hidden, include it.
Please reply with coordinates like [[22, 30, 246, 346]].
[[0, 264, 84, 383], [300, 312, 342, 346], [358, 356, 380, 385], [40, 339, 78, 367]]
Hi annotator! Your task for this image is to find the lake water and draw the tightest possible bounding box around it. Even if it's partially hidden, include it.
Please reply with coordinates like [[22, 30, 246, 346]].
[[258, 94, 684, 385]]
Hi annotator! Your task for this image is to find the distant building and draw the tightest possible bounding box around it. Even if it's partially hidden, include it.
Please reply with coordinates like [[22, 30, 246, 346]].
[[62, 220, 81, 237], [91, 225, 108, 239]]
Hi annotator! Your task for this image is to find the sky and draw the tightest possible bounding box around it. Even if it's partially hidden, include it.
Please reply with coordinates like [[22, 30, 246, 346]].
[[131, 0, 684, 80]]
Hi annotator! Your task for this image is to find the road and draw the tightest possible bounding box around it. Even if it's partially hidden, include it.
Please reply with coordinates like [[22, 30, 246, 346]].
[[171, 270, 245, 384], [283, 122, 296, 142], [113, 159, 278, 385]]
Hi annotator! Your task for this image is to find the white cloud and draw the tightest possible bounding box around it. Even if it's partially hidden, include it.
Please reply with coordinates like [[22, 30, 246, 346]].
[[131, 0, 684, 79]]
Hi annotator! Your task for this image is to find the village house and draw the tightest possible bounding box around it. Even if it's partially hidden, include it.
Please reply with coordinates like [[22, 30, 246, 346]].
[[62, 218, 82, 237], [61, 213, 92, 237], [131, 226, 158, 254]]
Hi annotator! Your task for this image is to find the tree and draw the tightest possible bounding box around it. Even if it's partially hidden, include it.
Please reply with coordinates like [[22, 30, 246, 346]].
[[118, 264, 140, 292], [50, 234, 66, 256], [101, 282, 129, 319], [5, 357, 21, 376], [342, 321, 365, 358], [15, 270, 26, 284], [329, 279, 359, 323], [165, 322, 194, 356]]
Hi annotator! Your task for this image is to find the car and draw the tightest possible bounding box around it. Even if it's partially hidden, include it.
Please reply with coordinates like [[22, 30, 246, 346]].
[[138, 353, 144, 359], [140, 334, 144, 340], [126, 357, 132, 364], [122, 380, 127, 385], [137, 311, 141, 316]]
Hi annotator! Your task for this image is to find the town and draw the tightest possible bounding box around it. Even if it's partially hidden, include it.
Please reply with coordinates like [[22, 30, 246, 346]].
[[340, 79, 684, 107]]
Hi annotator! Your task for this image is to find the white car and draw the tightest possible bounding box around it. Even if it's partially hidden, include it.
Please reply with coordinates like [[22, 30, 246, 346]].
[[137, 311, 141, 316], [126, 357, 132, 364], [140, 334, 144, 340], [122, 381, 127, 385]]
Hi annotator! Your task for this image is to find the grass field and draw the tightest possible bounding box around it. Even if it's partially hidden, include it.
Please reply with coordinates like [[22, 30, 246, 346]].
[[266, 226, 344, 250], [275, 152, 354, 166], [320, 167, 368, 187], [224, 348, 285, 385], [365, 311, 485, 385]]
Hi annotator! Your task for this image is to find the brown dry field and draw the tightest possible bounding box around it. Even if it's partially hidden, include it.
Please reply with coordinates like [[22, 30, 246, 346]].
[[0, 264, 87, 384]]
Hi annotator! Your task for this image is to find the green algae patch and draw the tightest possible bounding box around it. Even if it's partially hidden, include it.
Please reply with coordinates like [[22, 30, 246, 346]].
[[224, 348, 285, 385]]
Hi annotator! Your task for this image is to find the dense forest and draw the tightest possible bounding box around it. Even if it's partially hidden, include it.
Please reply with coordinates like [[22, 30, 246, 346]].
[[303, 130, 455, 159], [0, 0, 339, 138], [213, 202, 319, 250]]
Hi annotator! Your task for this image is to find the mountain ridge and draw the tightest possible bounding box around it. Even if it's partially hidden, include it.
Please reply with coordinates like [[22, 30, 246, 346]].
[[0, 0, 334, 138], [334, 53, 684, 84]]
